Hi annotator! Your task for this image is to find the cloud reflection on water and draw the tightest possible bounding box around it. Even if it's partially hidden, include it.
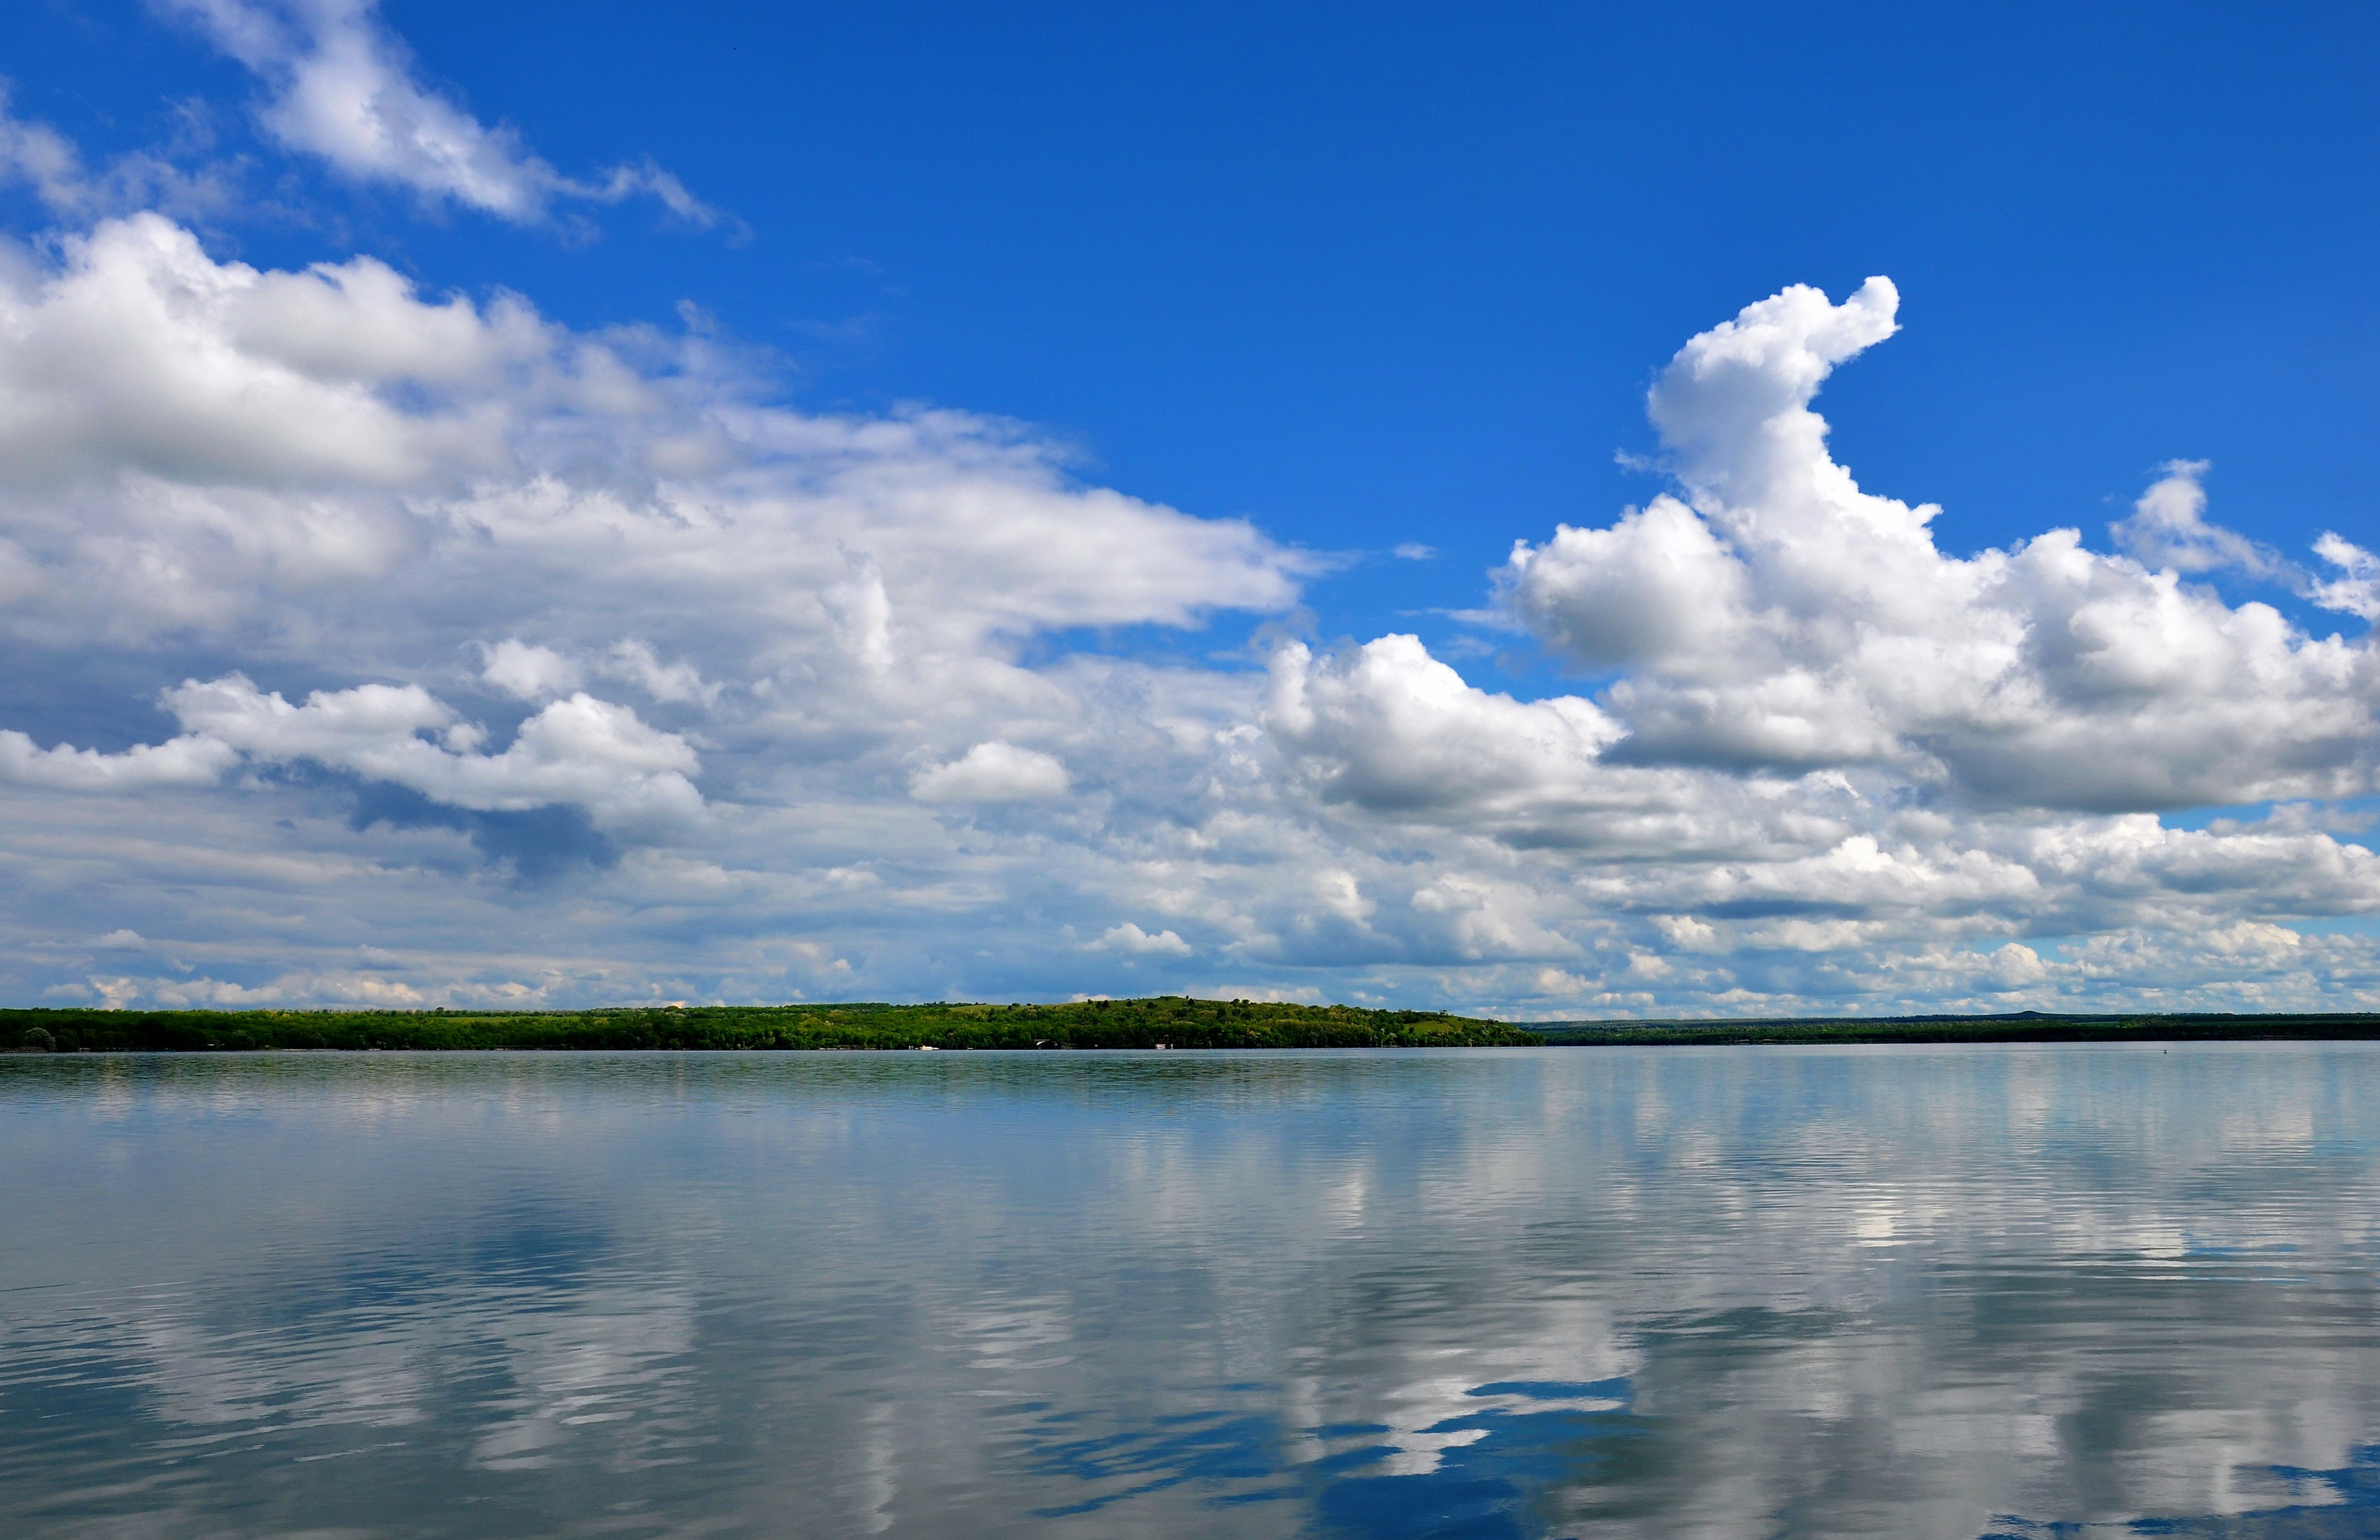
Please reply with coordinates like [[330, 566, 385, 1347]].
[[2, 1046, 2379, 1538]]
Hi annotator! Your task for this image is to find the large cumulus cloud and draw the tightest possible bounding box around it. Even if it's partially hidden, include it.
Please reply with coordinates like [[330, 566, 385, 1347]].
[[1500, 279, 2380, 810], [1250, 279, 2380, 1013], [1504, 278, 2380, 809]]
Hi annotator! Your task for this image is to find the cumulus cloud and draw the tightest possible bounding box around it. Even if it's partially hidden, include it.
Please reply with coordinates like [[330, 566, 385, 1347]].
[[0, 213, 539, 495], [162, 0, 718, 227], [1, 674, 702, 833], [1500, 497, 1746, 672], [0, 728, 238, 790], [1499, 278, 2380, 812], [179, 676, 702, 828], [0, 184, 1328, 1005], [1224, 278, 2380, 1010], [1088, 923, 1191, 957], [0, 211, 1307, 654], [1268, 636, 1627, 823], [479, 639, 581, 701], [910, 742, 1071, 803]]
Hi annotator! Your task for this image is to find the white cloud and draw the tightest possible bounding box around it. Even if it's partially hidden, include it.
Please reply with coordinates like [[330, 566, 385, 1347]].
[[0, 214, 536, 495], [0, 212, 1308, 656], [1259, 633, 1811, 861], [0, 85, 90, 212], [1265, 636, 1622, 816], [1391, 542, 1435, 561], [1088, 923, 1191, 957], [162, 0, 718, 227], [600, 640, 719, 707], [480, 639, 582, 701], [910, 742, 1071, 803], [485, 638, 725, 709], [173, 675, 703, 830], [3, 674, 702, 833], [1501, 496, 1747, 671], [2109, 460, 2280, 576], [0, 728, 238, 790], [2309, 532, 2380, 621], [1499, 278, 2380, 813]]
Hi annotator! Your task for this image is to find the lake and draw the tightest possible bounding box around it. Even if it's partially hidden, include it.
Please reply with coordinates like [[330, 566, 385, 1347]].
[[3, 1044, 2377, 1538]]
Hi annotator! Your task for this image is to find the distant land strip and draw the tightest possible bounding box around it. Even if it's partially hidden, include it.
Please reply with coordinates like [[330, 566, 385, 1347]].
[[0, 998, 1526, 1053], [7, 1001, 2380, 1054], [1523, 1011, 2380, 1045]]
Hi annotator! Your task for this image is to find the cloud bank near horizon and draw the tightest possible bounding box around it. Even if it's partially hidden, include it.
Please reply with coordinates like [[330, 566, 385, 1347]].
[[1, 65, 2377, 1014]]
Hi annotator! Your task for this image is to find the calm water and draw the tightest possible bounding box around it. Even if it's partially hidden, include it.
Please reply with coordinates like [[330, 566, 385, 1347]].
[[3, 1045, 2379, 1538]]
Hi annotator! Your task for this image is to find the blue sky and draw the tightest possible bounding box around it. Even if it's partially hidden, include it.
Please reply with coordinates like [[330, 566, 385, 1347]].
[[1, 1, 2378, 1014]]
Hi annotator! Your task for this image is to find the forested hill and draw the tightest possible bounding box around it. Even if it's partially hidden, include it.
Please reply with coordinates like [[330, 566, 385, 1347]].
[[1, 998, 1535, 1053]]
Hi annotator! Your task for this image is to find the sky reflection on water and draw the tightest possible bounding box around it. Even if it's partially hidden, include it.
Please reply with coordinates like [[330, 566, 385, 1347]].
[[3, 1044, 2379, 1538]]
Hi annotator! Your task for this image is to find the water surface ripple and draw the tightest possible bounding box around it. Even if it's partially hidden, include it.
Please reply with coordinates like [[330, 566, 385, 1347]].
[[4, 1044, 2378, 1538]]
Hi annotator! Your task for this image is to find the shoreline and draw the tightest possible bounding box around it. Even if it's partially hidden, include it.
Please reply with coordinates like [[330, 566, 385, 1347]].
[[8, 1001, 2380, 1053]]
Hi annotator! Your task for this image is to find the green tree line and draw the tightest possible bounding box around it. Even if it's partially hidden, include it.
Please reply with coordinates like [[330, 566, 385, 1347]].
[[2, 997, 1538, 1053], [11, 1002, 2377, 1055]]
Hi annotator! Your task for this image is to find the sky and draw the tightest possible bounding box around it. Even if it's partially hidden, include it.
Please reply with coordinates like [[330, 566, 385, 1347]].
[[1, 0, 2378, 1017]]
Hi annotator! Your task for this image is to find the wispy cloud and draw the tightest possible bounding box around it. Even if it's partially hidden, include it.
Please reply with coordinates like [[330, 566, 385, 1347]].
[[160, 0, 725, 229], [0, 81, 247, 223]]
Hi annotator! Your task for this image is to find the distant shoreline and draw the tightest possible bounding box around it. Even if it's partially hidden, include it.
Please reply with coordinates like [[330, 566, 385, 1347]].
[[7, 1001, 2380, 1053], [1522, 1012, 2380, 1046], [1, 999, 1527, 1054]]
